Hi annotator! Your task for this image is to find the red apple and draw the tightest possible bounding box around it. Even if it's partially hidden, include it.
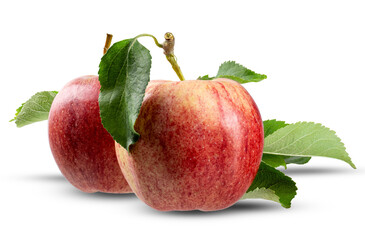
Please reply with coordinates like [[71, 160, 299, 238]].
[[115, 78, 264, 211], [48, 75, 131, 193]]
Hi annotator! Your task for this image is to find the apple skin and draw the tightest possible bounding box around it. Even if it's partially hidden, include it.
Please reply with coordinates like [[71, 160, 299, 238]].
[[115, 78, 264, 211], [48, 75, 132, 193]]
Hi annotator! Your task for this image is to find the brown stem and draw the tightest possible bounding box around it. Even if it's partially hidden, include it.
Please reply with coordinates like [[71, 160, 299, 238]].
[[103, 33, 113, 55]]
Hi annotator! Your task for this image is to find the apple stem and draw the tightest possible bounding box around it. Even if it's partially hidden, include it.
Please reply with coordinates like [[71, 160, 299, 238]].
[[162, 33, 185, 81], [134, 33, 185, 81], [103, 33, 113, 55]]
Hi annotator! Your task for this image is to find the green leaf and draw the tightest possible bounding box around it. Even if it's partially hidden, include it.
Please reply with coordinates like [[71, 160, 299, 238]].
[[242, 162, 297, 208], [11, 91, 58, 127], [263, 119, 312, 167], [262, 154, 311, 168], [263, 119, 288, 138], [262, 154, 287, 168], [98, 38, 152, 151], [216, 61, 267, 83], [263, 122, 355, 168], [10, 104, 25, 122], [197, 75, 214, 80], [197, 61, 267, 83], [284, 156, 311, 165], [262, 120, 288, 168]]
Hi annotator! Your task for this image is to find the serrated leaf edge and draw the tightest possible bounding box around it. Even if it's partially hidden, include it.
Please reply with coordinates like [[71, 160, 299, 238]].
[[263, 121, 356, 169], [98, 38, 151, 152], [11, 91, 58, 127], [197, 60, 267, 83], [242, 180, 297, 208]]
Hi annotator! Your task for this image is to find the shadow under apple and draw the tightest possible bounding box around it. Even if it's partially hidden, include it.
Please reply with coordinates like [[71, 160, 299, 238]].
[[21, 173, 137, 200], [21, 173, 66, 183], [142, 200, 283, 217]]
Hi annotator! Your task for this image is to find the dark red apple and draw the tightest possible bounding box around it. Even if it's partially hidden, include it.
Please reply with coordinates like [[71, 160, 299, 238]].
[[48, 75, 131, 193], [115, 78, 263, 211]]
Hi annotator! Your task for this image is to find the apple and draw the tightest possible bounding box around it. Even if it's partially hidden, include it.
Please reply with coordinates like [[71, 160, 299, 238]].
[[115, 78, 264, 211], [48, 75, 131, 193]]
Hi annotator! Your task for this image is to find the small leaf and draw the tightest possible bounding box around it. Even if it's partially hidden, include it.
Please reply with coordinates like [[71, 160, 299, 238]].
[[197, 61, 267, 83], [216, 61, 267, 83], [98, 38, 152, 151], [11, 91, 58, 127], [263, 122, 355, 168], [242, 162, 297, 208], [262, 154, 311, 168], [197, 75, 214, 80], [284, 156, 311, 165], [262, 154, 287, 168], [263, 119, 288, 138]]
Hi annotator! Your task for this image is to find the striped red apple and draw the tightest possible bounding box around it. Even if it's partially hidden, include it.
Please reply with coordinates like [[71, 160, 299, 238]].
[[115, 78, 264, 211], [48, 75, 131, 193]]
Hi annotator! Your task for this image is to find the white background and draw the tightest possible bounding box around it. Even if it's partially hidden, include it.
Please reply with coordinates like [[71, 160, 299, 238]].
[[1, 0, 364, 239]]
